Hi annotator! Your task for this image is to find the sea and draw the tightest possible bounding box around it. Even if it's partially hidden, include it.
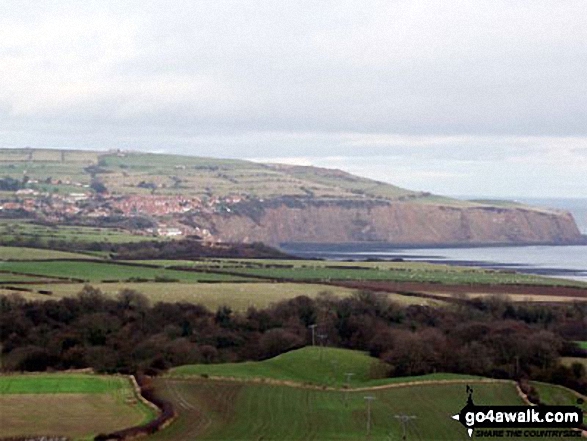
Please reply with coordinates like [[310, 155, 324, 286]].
[[281, 198, 587, 283]]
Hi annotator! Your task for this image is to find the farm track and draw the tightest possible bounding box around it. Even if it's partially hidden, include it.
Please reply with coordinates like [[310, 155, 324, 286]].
[[165, 374, 514, 392]]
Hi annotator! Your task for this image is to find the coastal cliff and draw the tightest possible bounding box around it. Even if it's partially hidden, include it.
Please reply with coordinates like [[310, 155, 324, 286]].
[[205, 200, 582, 246]]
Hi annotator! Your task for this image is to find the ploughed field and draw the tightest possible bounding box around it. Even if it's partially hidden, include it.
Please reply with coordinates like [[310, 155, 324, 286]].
[[0, 373, 155, 440]]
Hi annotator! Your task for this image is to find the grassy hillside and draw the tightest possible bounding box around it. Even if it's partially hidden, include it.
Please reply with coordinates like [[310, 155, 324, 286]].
[[169, 347, 480, 388], [170, 347, 381, 387], [158, 351, 580, 440], [0, 148, 483, 206], [531, 381, 586, 412]]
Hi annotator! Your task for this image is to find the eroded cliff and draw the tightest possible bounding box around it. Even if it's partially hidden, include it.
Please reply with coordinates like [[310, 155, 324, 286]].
[[205, 200, 583, 246]]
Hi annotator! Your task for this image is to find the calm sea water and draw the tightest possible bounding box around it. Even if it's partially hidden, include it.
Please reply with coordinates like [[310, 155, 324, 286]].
[[282, 198, 587, 283]]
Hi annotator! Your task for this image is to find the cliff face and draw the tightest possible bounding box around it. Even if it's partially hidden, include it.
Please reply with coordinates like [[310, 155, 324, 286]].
[[206, 202, 582, 246]]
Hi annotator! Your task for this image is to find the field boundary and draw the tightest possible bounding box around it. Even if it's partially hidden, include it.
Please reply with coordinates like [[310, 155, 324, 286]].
[[166, 374, 514, 392], [94, 375, 176, 441]]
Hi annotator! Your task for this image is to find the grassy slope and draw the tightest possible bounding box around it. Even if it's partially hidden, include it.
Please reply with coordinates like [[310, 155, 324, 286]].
[[170, 347, 480, 388], [151, 378, 555, 441], [159, 348, 578, 440], [0, 148, 483, 206], [531, 381, 586, 412]]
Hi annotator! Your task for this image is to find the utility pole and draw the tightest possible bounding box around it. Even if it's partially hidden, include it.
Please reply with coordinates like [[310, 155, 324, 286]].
[[364, 396, 376, 436], [344, 372, 354, 407], [330, 359, 338, 386], [317, 333, 327, 360], [394, 414, 417, 441], [308, 324, 317, 346]]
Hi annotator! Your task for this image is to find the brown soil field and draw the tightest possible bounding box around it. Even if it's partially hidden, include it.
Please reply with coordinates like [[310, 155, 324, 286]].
[[0, 392, 149, 439], [334, 281, 587, 302]]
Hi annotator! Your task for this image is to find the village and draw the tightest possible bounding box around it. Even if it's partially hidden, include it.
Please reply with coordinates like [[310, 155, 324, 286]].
[[0, 184, 244, 239]]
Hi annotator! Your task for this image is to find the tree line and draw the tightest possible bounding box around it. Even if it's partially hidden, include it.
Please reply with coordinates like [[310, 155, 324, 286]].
[[1, 287, 586, 394]]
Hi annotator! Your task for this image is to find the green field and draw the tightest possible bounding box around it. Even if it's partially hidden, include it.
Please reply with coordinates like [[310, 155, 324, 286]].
[[0, 221, 157, 245], [0, 260, 251, 283], [0, 245, 94, 260], [531, 381, 587, 412], [156, 348, 579, 440], [170, 347, 480, 388], [150, 378, 564, 441], [0, 272, 55, 282], [0, 373, 156, 440], [1, 282, 367, 311], [212, 265, 585, 287], [0, 373, 124, 394], [575, 341, 587, 350]]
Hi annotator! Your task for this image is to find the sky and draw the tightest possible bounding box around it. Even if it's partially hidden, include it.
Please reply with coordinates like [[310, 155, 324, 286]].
[[1, 1, 586, 198]]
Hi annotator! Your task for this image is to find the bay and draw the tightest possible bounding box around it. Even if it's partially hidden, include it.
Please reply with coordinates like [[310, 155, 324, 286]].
[[282, 198, 587, 283]]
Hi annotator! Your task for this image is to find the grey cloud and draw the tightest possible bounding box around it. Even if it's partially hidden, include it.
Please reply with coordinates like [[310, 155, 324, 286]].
[[1, 0, 586, 196]]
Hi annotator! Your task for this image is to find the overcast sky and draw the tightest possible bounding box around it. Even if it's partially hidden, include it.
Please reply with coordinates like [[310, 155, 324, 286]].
[[1, 1, 586, 198]]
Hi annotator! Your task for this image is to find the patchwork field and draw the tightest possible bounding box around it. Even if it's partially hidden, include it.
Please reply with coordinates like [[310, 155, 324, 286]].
[[205, 263, 587, 288], [0, 374, 156, 440], [0, 255, 585, 311], [150, 258, 587, 289], [0, 260, 251, 283]]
